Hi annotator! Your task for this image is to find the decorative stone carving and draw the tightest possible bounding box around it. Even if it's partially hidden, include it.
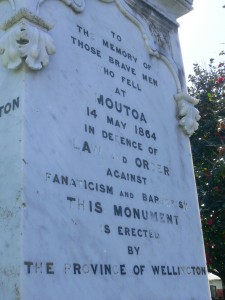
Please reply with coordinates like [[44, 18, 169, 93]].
[[0, 0, 85, 70], [149, 20, 169, 50], [37, 0, 85, 13], [0, 0, 85, 12], [175, 93, 200, 137], [0, 9, 55, 70]]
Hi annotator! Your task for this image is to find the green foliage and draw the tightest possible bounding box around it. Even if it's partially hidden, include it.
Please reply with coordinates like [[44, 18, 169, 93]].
[[188, 52, 225, 283]]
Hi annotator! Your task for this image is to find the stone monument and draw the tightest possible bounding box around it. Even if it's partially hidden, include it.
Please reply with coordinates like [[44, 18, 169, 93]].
[[0, 0, 211, 299]]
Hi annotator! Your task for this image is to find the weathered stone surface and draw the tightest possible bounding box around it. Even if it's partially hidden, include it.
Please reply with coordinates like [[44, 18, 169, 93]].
[[0, 1, 210, 299]]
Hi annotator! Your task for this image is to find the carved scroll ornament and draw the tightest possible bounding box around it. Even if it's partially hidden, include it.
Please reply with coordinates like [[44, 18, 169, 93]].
[[175, 93, 200, 137]]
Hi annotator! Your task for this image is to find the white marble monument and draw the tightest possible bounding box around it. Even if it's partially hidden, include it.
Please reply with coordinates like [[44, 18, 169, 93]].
[[0, 0, 210, 299]]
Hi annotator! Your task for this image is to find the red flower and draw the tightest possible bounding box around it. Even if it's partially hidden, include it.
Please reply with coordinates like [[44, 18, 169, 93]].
[[217, 77, 225, 83], [206, 253, 212, 265], [208, 219, 214, 225]]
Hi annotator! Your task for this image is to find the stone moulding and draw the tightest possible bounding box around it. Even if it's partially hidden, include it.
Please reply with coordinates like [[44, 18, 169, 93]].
[[0, 8, 53, 31], [141, 0, 193, 21]]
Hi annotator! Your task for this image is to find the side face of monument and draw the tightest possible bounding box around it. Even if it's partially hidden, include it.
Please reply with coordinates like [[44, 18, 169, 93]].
[[0, 0, 210, 299]]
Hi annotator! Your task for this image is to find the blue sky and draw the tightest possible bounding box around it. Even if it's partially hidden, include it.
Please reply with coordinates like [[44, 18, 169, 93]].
[[178, 0, 225, 78]]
